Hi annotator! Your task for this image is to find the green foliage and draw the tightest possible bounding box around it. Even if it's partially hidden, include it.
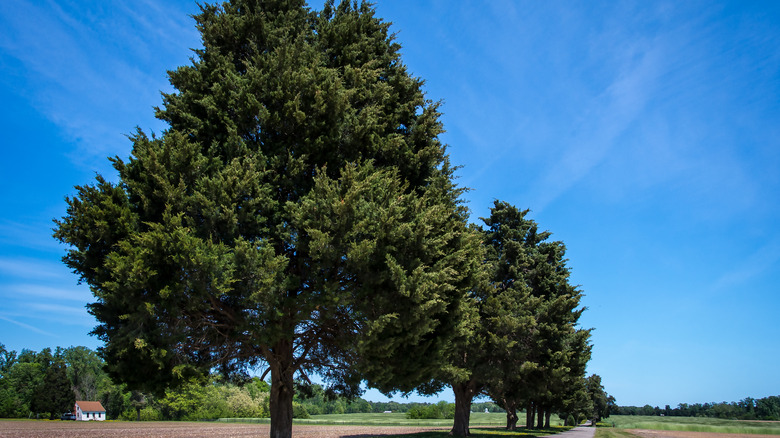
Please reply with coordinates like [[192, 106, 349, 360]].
[[476, 201, 591, 430], [63, 346, 109, 401], [54, 6, 476, 438], [293, 382, 371, 416], [120, 405, 162, 421], [472, 402, 505, 413], [406, 401, 455, 420], [293, 402, 310, 419], [150, 378, 269, 421], [616, 396, 780, 421], [2, 361, 42, 417], [34, 360, 74, 419], [0, 344, 271, 421]]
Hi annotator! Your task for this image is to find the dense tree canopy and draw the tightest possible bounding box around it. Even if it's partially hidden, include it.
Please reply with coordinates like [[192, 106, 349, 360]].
[[54, 1, 477, 437], [479, 201, 591, 431], [430, 201, 592, 436]]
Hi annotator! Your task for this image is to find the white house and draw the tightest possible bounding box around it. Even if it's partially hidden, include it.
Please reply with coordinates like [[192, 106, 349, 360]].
[[74, 401, 106, 421]]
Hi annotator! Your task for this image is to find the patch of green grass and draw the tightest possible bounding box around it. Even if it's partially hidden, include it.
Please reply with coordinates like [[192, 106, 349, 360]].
[[595, 428, 641, 438], [608, 415, 780, 435]]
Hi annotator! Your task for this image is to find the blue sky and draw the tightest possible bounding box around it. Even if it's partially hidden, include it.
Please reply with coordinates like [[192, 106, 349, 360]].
[[1, 0, 779, 408]]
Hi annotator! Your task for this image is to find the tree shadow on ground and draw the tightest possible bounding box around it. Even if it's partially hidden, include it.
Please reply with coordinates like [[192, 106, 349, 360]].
[[343, 426, 570, 438]]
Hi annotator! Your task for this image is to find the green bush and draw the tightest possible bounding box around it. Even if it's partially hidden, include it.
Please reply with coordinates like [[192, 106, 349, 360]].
[[120, 406, 162, 421], [293, 402, 310, 419], [567, 414, 576, 426], [596, 422, 614, 427], [405, 401, 455, 420]]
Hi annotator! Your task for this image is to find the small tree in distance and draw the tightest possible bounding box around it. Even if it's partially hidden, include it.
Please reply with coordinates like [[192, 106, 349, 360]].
[[54, 1, 479, 437]]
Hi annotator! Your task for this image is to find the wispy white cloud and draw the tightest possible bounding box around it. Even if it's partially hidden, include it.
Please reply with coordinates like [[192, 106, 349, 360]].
[[1, 283, 92, 303], [711, 238, 780, 293], [26, 303, 94, 327], [526, 33, 666, 212], [0, 0, 200, 174], [0, 220, 63, 253], [0, 257, 70, 280], [0, 315, 57, 336]]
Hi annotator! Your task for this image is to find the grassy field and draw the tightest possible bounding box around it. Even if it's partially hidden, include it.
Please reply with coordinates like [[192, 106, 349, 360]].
[[605, 415, 780, 435], [220, 412, 506, 426], [596, 429, 641, 438], [219, 412, 567, 428]]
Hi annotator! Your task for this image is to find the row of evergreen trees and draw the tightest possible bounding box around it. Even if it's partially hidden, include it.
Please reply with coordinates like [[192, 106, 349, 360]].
[[53, 1, 600, 437]]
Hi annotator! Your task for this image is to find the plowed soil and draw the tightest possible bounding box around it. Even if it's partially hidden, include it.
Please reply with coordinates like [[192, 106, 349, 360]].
[[0, 420, 447, 438], [627, 429, 780, 438]]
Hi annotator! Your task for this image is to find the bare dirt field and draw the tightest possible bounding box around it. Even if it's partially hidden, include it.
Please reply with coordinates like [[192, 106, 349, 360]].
[[0, 420, 448, 438], [627, 429, 780, 438]]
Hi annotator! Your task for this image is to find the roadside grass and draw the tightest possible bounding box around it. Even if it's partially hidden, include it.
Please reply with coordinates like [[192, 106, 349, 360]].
[[607, 415, 780, 435], [595, 428, 641, 438]]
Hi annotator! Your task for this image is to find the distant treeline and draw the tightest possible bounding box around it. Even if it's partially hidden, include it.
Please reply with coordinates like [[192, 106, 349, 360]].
[[615, 396, 780, 420], [293, 381, 503, 419]]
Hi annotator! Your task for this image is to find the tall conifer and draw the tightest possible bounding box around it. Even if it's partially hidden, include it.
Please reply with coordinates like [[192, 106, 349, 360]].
[[54, 2, 476, 437]]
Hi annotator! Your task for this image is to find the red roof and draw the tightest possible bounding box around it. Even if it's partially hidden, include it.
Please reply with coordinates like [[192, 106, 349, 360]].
[[76, 401, 105, 412]]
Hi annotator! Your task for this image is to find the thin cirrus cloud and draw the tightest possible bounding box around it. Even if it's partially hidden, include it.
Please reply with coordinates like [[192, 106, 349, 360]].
[[0, 257, 68, 280], [2, 283, 92, 303], [0, 0, 199, 173], [0, 315, 56, 336]]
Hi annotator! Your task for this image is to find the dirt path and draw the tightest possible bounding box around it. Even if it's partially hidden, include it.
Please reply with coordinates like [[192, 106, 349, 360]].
[[544, 425, 596, 438], [0, 420, 448, 438]]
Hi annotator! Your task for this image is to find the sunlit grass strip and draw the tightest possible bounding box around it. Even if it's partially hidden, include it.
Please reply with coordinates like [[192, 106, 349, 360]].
[[595, 428, 642, 438], [630, 422, 780, 435], [608, 415, 780, 435]]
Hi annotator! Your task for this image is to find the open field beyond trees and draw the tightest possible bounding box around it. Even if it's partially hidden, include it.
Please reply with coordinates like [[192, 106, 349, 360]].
[[219, 412, 560, 427], [605, 416, 780, 435]]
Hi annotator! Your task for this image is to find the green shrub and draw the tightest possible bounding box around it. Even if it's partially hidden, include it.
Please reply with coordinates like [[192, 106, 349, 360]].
[[596, 422, 614, 427], [120, 406, 162, 421], [405, 401, 455, 420], [567, 414, 576, 426], [293, 402, 310, 419]]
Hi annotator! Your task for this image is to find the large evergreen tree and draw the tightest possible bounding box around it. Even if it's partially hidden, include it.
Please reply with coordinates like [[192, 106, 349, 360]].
[[34, 360, 74, 419], [440, 220, 537, 436], [54, 1, 476, 437], [479, 201, 591, 430]]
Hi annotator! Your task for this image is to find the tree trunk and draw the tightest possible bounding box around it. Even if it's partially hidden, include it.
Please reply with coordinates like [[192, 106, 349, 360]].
[[269, 339, 295, 438], [135, 406, 141, 422], [526, 402, 535, 429], [537, 404, 544, 430], [544, 408, 551, 428], [504, 399, 518, 430], [450, 381, 475, 437]]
